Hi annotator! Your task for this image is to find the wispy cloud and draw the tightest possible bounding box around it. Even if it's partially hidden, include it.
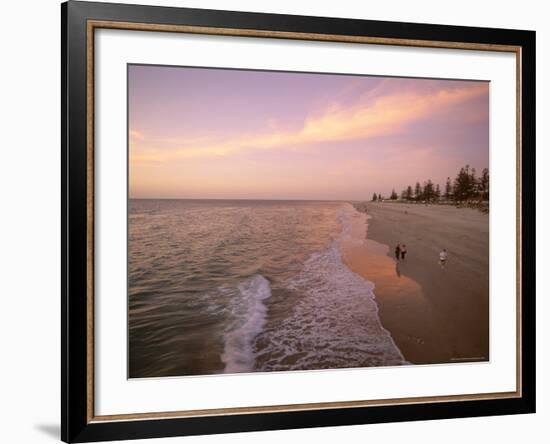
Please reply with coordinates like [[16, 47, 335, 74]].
[[129, 129, 145, 140], [130, 82, 487, 165]]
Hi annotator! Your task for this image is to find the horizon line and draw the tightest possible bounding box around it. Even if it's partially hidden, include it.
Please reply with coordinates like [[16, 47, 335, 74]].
[[128, 197, 363, 202]]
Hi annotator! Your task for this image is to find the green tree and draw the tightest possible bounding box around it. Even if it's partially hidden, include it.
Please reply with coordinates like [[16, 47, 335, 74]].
[[435, 183, 441, 201], [444, 177, 452, 200], [480, 168, 489, 200], [414, 182, 422, 201], [423, 180, 435, 201], [390, 189, 398, 200], [471, 167, 478, 197], [453, 164, 477, 201], [405, 185, 413, 201], [378, 193, 382, 201], [372, 193, 377, 201]]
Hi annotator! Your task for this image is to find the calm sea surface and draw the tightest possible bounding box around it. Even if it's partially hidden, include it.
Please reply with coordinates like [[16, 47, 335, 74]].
[[128, 199, 404, 378]]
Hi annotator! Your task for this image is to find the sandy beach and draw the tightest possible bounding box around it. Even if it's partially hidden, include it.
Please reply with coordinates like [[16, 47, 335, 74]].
[[346, 202, 489, 365]]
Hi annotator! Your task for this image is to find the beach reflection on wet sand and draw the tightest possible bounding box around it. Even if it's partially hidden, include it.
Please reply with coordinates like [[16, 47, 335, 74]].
[[341, 215, 453, 365]]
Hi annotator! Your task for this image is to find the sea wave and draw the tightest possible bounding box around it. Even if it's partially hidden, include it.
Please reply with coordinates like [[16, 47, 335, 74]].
[[254, 205, 406, 371], [221, 274, 272, 373]]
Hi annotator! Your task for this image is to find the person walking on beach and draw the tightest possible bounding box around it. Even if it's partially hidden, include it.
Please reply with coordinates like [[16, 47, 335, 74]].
[[400, 244, 407, 261], [439, 248, 448, 269], [395, 244, 401, 261]]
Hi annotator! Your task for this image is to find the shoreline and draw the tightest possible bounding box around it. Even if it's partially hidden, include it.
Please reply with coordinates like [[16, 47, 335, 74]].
[[347, 202, 489, 365]]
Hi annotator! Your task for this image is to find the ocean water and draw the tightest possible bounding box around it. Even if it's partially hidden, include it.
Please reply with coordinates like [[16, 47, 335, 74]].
[[128, 199, 405, 378]]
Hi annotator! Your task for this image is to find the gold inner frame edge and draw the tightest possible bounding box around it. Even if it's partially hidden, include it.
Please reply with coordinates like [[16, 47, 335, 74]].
[[85, 19, 523, 423]]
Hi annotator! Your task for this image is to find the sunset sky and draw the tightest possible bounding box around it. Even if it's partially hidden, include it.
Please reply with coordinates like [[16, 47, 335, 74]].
[[128, 65, 489, 200]]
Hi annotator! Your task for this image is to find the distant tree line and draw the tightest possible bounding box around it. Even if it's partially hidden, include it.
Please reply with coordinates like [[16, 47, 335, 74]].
[[371, 165, 489, 203]]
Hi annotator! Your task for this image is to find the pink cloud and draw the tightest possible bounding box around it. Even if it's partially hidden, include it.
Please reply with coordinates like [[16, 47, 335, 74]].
[[130, 82, 487, 165]]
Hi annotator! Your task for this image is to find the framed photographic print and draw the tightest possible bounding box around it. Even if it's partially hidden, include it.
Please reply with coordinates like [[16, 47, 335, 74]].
[[61, 1, 536, 442]]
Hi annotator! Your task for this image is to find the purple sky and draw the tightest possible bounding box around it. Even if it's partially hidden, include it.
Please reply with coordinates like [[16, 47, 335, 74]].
[[129, 65, 489, 200]]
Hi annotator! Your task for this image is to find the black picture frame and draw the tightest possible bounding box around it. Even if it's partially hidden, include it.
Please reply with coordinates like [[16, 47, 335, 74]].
[[62, 1, 536, 442]]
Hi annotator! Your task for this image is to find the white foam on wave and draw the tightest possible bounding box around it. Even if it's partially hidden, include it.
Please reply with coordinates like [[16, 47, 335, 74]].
[[255, 204, 406, 371], [221, 274, 272, 373]]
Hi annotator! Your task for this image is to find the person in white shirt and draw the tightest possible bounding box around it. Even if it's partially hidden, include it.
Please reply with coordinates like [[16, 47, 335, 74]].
[[439, 249, 448, 269]]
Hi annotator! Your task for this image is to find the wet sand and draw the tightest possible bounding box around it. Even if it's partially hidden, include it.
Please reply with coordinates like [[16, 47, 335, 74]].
[[347, 202, 489, 365]]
